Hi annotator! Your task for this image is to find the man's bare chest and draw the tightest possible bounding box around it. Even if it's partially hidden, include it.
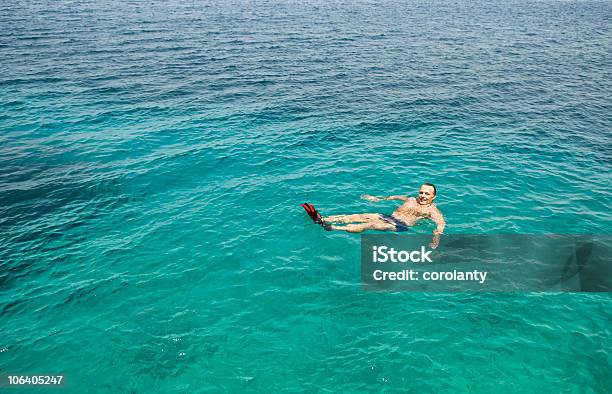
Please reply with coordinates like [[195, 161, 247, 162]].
[[397, 201, 431, 218]]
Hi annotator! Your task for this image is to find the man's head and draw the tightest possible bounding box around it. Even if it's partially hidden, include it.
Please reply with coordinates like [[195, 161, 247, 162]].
[[418, 183, 436, 205]]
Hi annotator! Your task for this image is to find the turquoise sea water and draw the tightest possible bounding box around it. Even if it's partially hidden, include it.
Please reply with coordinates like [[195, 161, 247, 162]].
[[1, 0, 611, 392]]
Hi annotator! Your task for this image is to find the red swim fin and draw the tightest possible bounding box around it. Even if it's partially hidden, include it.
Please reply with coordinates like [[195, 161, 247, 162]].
[[301, 203, 331, 231], [301, 203, 320, 223]]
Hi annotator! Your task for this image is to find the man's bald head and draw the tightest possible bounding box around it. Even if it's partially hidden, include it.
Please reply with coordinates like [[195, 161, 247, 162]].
[[418, 183, 437, 205]]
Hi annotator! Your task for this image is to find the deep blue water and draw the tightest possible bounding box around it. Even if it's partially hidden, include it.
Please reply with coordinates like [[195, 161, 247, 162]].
[[1, 0, 611, 392]]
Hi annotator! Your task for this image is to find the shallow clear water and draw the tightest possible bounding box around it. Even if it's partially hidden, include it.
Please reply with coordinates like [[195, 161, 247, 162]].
[[1, 0, 611, 392]]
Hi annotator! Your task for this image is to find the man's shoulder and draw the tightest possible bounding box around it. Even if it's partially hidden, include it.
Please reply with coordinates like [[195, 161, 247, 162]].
[[429, 204, 443, 215]]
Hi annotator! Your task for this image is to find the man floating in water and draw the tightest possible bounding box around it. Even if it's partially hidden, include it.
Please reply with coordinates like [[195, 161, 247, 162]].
[[302, 183, 446, 246]]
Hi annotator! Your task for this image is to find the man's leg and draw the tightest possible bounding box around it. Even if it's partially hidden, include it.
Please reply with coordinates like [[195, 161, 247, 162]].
[[330, 219, 396, 233], [324, 213, 381, 224]]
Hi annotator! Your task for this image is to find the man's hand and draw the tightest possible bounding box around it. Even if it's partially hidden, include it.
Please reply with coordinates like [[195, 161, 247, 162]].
[[430, 232, 441, 249], [362, 194, 382, 202]]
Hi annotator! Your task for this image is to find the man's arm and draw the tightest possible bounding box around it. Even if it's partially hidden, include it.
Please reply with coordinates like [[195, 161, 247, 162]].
[[362, 194, 409, 202], [430, 207, 446, 234], [429, 207, 445, 249]]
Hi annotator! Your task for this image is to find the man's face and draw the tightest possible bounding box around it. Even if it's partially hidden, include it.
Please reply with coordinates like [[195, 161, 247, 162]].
[[418, 185, 436, 205]]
